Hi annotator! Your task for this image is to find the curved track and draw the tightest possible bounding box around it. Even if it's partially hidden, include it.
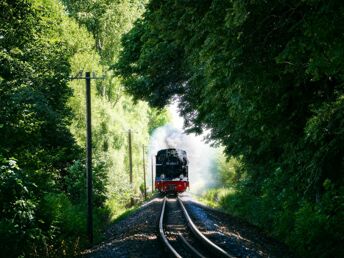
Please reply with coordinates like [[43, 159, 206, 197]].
[[159, 196, 234, 258]]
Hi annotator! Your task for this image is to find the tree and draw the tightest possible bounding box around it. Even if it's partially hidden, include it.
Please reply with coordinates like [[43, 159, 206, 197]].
[[116, 0, 344, 194], [115, 1, 344, 256], [0, 0, 81, 255]]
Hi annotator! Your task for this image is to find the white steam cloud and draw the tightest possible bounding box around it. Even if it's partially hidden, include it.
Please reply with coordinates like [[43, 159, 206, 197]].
[[148, 103, 218, 194]]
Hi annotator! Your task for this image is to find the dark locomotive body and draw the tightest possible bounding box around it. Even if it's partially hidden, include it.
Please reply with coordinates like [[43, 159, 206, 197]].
[[155, 148, 189, 193]]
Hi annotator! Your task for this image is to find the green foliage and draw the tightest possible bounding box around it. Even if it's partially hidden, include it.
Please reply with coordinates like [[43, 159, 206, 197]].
[[216, 151, 243, 186], [203, 166, 344, 257], [200, 188, 235, 208], [0, 157, 41, 257], [61, 0, 147, 64], [116, 0, 344, 187], [62, 0, 168, 211], [148, 107, 170, 134], [289, 181, 344, 257], [38, 193, 85, 256], [0, 1, 86, 255], [1, 0, 166, 256], [116, 1, 344, 256], [0, 0, 77, 170], [59, 0, 169, 253]]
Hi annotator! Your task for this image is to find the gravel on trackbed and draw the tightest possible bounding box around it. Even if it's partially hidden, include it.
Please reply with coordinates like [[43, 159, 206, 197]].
[[180, 194, 295, 258], [81, 197, 165, 258], [82, 193, 295, 258]]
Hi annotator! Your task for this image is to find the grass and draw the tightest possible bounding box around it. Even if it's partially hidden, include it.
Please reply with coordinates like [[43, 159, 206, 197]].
[[106, 191, 159, 223], [198, 187, 236, 208]]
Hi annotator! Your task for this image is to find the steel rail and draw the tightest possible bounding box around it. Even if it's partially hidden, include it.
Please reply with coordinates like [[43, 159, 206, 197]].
[[159, 197, 182, 258], [178, 232, 206, 258], [177, 196, 235, 258]]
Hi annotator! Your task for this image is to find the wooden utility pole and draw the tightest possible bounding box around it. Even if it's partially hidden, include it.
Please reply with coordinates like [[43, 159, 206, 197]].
[[142, 145, 147, 199], [128, 129, 134, 206], [85, 72, 93, 245], [69, 71, 104, 246]]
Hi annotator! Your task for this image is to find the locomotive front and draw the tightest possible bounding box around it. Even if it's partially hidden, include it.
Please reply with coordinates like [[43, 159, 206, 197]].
[[155, 148, 189, 193]]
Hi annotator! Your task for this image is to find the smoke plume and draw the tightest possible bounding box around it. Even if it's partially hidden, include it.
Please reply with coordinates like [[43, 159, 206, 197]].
[[148, 103, 218, 194]]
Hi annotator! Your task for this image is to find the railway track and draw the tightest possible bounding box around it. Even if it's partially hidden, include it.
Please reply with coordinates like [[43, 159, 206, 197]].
[[159, 195, 235, 258]]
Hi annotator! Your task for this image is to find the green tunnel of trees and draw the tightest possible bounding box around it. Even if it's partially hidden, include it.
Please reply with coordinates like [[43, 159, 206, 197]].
[[0, 0, 343, 257]]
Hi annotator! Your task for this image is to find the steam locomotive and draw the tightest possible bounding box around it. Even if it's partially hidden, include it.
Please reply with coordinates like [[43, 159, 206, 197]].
[[155, 148, 189, 193]]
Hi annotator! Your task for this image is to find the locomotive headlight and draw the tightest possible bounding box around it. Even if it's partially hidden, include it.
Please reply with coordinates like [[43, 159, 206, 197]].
[[161, 174, 165, 179], [179, 174, 184, 179]]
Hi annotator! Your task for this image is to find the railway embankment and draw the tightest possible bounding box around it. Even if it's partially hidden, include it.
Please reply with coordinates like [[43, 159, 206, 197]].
[[181, 195, 294, 258], [82, 194, 295, 257], [82, 198, 164, 257]]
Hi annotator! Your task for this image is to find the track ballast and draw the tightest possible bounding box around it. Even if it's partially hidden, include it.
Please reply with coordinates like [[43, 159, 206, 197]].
[[159, 195, 234, 258]]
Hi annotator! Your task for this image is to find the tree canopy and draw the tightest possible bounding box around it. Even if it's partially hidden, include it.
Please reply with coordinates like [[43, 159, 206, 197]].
[[116, 0, 344, 192], [116, 1, 344, 256]]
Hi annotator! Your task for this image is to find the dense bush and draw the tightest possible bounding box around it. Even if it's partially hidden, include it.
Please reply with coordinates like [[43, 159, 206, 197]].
[[0, 157, 42, 256], [202, 168, 344, 257]]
